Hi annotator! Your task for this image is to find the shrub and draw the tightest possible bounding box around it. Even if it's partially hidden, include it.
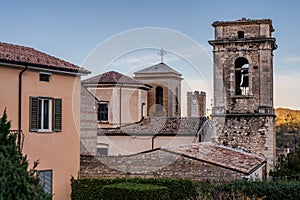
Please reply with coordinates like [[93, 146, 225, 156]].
[[102, 183, 169, 200], [71, 177, 197, 200], [193, 180, 300, 200]]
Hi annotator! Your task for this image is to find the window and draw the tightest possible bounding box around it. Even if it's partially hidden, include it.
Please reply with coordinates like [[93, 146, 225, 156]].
[[39, 72, 51, 82], [175, 87, 179, 113], [37, 170, 52, 196], [97, 143, 109, 156], [30, 97, 62, 132], [98, 103, 108, 121], [235, 57, 249, 95], [238, 31, 244, 38], [156, 86, 163, 112], [38, 98, 52, 131]]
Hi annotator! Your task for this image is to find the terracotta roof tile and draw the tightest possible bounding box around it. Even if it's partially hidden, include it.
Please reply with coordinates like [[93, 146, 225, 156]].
[[134, 62, 182, 76], [164, 143, 265, 174], [82, 71, 145, 85], [0, 42, 90, 74], [99, 117, 207, 136]]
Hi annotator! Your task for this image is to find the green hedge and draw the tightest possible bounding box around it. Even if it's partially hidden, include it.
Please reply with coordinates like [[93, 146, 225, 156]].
[[102, 183, 169, 200], [71, 177, 197, 200], [196, 180, 300, 200]]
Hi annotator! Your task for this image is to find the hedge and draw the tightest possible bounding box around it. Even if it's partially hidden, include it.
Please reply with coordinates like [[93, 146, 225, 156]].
[[71, 177, 197, 200], [196, 180, 300, 200], [102, 183, 169, 200]]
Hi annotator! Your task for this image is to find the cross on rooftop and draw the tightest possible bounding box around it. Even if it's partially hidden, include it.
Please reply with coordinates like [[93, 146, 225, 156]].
[[158, 48, 167, 63]]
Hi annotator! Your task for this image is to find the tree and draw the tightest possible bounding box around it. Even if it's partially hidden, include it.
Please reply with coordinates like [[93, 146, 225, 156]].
[[0, 109, 50, 199], [270, 146, 300, 180]]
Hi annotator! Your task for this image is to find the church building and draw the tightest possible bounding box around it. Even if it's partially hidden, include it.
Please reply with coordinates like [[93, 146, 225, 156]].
[[80, 59, 208, 156]]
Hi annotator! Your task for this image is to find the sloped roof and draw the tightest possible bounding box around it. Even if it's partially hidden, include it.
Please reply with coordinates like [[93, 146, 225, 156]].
[[164, 142, 265, 174], [82, 71, 146, 85], [99, 117, 207, 136], [0, 42, 90, 74], [134, 62, 182, 76]]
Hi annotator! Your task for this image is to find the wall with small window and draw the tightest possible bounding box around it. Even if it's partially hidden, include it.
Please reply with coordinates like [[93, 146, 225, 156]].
[[87, 86, 148, 127]]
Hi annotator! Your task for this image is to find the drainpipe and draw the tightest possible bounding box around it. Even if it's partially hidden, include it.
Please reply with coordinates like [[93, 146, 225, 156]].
[[18, 65, 28, 153], [119, 83, 123, 128], [151, 135, 157, 149]]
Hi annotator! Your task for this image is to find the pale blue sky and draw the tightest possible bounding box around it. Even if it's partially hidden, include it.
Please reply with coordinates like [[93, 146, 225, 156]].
[[1, 0, 299, 110]]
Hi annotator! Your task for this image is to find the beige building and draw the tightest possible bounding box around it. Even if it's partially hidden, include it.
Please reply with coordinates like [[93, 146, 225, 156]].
[[80, 63, 209, 156], [82, 71, 151, 128], [0, 42, 90, 199]]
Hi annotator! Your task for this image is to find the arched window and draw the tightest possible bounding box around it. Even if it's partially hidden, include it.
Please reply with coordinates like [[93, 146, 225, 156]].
[[238, 31, 244, 38], [156, 86, 163, 111], [175, 87, 179, 113], [235, 57, 249, 95]]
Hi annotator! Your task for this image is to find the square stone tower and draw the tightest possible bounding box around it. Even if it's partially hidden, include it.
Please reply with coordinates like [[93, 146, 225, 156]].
[[208, 18, 277, 172], [187, 91, 206, 117]]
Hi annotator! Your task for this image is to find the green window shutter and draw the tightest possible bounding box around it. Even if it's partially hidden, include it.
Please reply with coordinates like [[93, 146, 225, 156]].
[[53, 98, 62, 132], [30, 96, 39, 132]]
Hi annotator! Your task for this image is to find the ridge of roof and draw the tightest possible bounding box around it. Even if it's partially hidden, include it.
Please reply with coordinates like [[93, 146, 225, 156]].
[[0, 41, 90, 74], [134, 62, 182, 76], [82, 70, 146, 85]]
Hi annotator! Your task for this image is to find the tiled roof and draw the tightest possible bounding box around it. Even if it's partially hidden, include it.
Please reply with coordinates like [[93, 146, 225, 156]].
[[164, 142, 265, 174], [0, 42, 90, 74], [82, 71, 146, 85], [134, 62, 182, 76], [99, 117, 207, 136]]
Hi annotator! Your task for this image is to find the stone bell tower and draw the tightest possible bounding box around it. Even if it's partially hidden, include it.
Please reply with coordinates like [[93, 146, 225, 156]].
[[208, 18, 277, 172]]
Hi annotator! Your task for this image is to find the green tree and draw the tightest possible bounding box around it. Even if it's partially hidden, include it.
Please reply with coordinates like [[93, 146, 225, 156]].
[[0, 109, 50, 199], [270, 147, 300, 179]]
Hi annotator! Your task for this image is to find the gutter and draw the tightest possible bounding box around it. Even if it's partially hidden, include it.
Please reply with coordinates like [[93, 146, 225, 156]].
[[18, 65, 28, 153]]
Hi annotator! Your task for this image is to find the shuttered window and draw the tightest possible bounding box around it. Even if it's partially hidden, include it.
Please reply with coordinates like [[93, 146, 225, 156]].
[[30, 97, 62, 132]]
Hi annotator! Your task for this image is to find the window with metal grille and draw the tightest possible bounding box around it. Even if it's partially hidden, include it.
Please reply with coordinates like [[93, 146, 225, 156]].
[[98, 103, 108, 121], [37, 170, 52, 197]]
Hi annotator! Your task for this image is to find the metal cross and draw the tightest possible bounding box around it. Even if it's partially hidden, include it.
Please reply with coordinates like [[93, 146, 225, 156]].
[[158, 48, 167, 63]]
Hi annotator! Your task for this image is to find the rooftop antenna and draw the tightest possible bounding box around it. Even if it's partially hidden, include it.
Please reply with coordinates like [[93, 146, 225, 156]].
[[158, 48, 167, 63]]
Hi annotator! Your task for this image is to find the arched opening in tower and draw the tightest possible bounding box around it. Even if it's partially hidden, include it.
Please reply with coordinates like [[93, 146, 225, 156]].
[[235, 57, 249, 95]]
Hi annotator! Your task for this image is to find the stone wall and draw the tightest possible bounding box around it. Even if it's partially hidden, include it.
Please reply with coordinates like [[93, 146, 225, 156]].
[[80, 149, 246, 181], [212, 115, 275, 171], [80, 86, 97, 155], [187, 91, 206, 117]]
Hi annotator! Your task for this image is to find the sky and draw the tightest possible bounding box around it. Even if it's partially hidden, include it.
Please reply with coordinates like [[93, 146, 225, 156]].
[[1, 0, 300, 111]]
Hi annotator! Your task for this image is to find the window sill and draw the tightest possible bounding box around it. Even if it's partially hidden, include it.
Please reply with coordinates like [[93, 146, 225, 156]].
[[231, 95, 253, 99], [37, 130, 54, 133], [98, 121, 109, 124]]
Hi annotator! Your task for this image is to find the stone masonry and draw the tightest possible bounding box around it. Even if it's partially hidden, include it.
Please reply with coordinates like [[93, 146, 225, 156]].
[[80, 149, 255, 181], [187, 91, 206, 117], [209, 18, 277, 172]]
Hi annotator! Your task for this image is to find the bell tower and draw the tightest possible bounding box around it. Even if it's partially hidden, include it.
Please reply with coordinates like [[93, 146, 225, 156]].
[[209, 18, 277, 172]]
